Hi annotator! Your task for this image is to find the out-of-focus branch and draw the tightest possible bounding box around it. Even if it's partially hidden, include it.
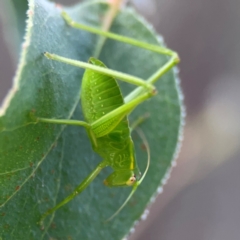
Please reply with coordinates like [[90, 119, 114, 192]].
[[94, 0, 126, 57]]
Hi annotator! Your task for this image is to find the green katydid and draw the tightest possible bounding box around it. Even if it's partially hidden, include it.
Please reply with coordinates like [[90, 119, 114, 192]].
[[38, 11, 179, 224]]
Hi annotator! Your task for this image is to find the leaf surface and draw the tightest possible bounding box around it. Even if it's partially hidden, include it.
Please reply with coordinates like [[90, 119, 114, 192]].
[[0, 0, 184, 239]]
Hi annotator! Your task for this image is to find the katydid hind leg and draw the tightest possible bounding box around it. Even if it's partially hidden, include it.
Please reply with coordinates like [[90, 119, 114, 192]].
[[47, 8, 180, 96], [91, 91, 154, 138], [44, 52, 155, 92], [60, 10, 179, 102], [61, 11, 179, 60]]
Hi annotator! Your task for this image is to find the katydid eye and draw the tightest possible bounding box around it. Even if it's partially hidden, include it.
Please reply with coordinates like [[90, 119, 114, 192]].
[[130, 176, 136, 182], [126, 175, 137, 186]]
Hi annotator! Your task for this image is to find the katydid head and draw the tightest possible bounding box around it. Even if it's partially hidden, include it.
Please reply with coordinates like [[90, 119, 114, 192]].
[[104, 138, 141, 187], [105, 129, 150, 222], [104, 168, 141, 187]]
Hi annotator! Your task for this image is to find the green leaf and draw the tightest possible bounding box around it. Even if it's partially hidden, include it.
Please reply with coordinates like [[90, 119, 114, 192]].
[[0, 0, 184, 239]]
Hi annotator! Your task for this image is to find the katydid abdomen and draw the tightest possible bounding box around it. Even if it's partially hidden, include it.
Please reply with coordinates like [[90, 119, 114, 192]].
[[81, 57, 123, 122], [81, 57, 140, 181], [81, 58, 129, 136]]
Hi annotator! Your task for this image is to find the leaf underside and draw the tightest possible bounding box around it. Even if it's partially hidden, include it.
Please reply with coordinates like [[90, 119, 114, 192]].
[[0, 0, 184, 239]]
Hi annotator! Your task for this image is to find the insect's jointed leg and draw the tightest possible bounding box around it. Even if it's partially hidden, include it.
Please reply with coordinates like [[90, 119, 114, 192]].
[[125, 54, 179, 103], [38, 117, 90, 129], [44, 52, 155, 92], [46, 11, 179, 103], [40, 160, 108, 225], [91, 91, 154, 138], [61, 11, 179, 60]]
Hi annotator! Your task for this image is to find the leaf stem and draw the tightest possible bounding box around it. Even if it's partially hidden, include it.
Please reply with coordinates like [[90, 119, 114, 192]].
[[94, 0, 125, 58]]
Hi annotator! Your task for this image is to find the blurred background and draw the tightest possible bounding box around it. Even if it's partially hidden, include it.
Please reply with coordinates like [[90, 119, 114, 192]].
[[0, 0, 240, 239]]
